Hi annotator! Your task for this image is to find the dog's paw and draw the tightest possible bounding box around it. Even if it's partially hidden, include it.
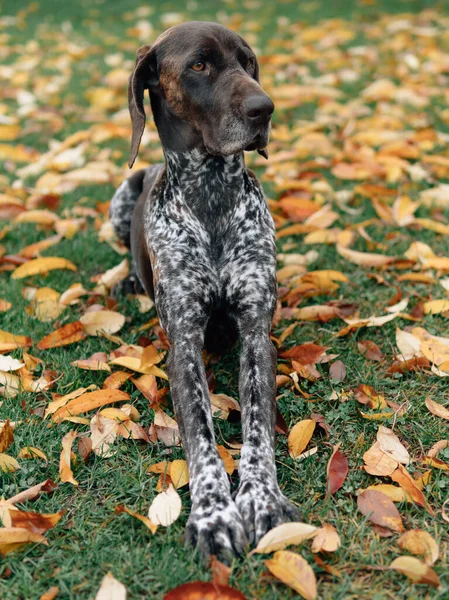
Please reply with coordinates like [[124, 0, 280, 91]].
[[235, 478, 300, 545], [184, 500, 248, 562]]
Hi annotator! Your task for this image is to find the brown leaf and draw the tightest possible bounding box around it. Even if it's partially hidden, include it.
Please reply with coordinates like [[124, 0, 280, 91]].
[[281, 343, 327, 364], [52, 389, 130, 423], [326, 444, 348, 495], [164, 582, 247, 600], [40, 586, 59, 600], [210, 556, 231, 587], [357, 340, 383, 361], [329, 360, 346, 382], [9, 509, 64, 534], [0, 419, 14, 452], [357, 489, 404, 533], [37, 321, 87, 350]]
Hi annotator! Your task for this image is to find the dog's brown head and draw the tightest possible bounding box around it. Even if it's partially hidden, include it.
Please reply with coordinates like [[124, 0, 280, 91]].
[[128, 21, 274, 167]]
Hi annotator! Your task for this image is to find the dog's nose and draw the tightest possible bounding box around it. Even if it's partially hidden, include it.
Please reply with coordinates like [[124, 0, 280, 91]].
[[243, 94, 274, 121]]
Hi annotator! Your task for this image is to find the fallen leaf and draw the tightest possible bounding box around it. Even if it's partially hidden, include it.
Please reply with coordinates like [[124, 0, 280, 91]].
[[326, 444, 348, 495], [357, 340, 383, 361], [389, 556, 440, 587], [337, 244, 394, 267], [397, 530, 439, 565], [251, 522, 317, 554], [40, 586, 59, 600], [11, 257, 77, 279], [147, 484, 181, 526], [0, 527, 48, 556], [0, 330, 32, 352], [311, 524, 341, 553], [0, 453, 20, 473], [37, 321, 87, 350], [164, 582, 247, 599], [115, 505, 157, 534], [363, 441, 398, 476], [425, 397, 449, 420], [390, 464, 432, 513], [288, 420, 316, 458], [52, 389, 130, 422], [9, 509, 64, 534], [95, 572, 127, 600], [357, 489, 404, 533], [0, 419, 14, 452], [59, 431, 78, 486], [265, 550, 317, 600], [377, 426, 410, 465], [7, 479, 57, 504], [80, 310, 125, 336], [17, 446, 48, 462]]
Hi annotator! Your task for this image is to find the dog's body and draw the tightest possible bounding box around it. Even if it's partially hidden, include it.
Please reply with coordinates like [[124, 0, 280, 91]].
[[110, 21, 298, 559]]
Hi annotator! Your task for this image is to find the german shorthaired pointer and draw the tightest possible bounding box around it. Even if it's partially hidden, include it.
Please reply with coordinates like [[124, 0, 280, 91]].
[[110, 21, 299, 560]]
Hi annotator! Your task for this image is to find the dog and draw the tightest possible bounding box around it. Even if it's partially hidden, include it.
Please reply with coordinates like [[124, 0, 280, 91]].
[[110, 21, 299, 560]]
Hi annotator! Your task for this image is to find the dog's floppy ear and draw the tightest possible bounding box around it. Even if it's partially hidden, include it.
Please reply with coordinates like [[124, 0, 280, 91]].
[[128, 44, 158, 168]]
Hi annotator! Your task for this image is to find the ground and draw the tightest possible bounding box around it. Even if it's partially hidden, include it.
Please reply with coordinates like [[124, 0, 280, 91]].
[[0, 0, 448, 598]]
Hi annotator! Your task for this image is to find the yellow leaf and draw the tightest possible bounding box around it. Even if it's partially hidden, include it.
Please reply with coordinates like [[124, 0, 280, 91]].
[[423, 299, 449, 315], [397, 530, 439, 565], [265, 551, 317, 600], [0, 453, 20, 473], [59, 431, 78, 486], [288, 420, 316, 458], [115, 505, 157, 534], [389, 556, 440, 587], [0, 527, 48, 556], [252, 522, 317, 554], [17, 447, 48, 462], [12, 257, 77, 279], [336, 244, 394, 267]]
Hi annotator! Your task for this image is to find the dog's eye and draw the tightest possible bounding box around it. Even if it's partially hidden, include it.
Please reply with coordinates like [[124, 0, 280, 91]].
[[191, 61, 206, 72]]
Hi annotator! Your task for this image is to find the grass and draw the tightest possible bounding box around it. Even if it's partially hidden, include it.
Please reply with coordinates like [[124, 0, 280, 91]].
[[1, 0, 449, 598]]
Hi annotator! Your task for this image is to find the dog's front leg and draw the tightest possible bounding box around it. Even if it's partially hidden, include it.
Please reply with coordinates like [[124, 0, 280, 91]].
[[166, 330, 248, 560], [235, 320, 300, 543]]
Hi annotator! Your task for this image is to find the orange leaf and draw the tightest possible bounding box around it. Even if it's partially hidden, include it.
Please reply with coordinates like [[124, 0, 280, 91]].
[[164, 582, 247, 599], [37, 321, 86, 350], [357, 489, 404, 533], [59, 431, 78, 486], [52, 389, 130, 423]]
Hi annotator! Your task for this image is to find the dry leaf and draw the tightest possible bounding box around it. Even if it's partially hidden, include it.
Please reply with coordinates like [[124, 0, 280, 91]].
[[7, 479, 57, 504], [425, 397, 449, 420], [9, 509, 64, 534], [0, 453, 20, 473], [115, 505, 157, 534], [326, 444, 348, 495], [164, 582, 247, 599], [265, 550, 317, 600], [357, 489, 404, 533], [11, 257, 77, 279], [80, 310, 125, 336], [95, 572, 127, 600], [288, 420, 316, 458], [37, 321, 87, 350], [0, 527, 48, 556], [0, 419, 14, 452], [311, 524, 341, 553], [251, 522, 317, 554], [52, 389, 130, 422], [397, 530, 439, 565], [389, 556, 440, 587], [377, 426, 410, 465], [147, 484, 181, 526], [59, 431, 78, 486], [363, 441, 398, 476]]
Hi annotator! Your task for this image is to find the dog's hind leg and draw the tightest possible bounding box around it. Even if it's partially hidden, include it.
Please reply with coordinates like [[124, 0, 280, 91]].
[[109, 168, 147, 249]]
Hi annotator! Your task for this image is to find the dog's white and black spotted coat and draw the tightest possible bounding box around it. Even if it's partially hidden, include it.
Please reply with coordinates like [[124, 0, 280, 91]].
[[109, 20, 299, 560]]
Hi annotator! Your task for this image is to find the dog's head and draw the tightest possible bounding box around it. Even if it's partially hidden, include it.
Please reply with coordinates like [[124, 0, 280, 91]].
[[128, 21, 274, 167]]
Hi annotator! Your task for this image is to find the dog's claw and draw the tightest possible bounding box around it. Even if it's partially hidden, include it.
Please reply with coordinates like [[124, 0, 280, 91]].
[[235, 479, 300, 545], [257, 148, 269, 159]]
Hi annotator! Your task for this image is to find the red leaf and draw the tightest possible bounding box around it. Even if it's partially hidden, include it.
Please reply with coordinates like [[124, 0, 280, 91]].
[[280, 343, 327, 364], [164, 582, 247, 599], [326, 444, 348, 495]]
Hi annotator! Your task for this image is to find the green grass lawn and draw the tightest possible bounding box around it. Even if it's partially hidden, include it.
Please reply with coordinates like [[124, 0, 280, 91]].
[[1, 0, 449, 598]]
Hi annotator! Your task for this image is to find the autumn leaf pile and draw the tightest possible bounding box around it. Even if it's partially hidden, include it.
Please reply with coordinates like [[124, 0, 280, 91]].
[[1, 2, 449, 599]]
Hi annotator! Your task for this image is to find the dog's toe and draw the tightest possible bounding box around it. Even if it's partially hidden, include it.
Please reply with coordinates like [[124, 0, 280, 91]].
[[185, 502, 248, 563], [235, 478, 300, 545]]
